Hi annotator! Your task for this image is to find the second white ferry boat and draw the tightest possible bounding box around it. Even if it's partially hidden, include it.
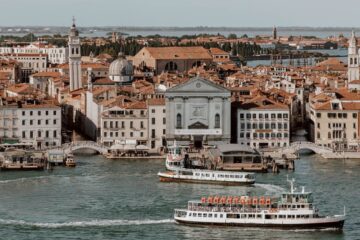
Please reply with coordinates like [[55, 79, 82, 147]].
[[174, 178, 345, 229], [158, 169, 255, 185]]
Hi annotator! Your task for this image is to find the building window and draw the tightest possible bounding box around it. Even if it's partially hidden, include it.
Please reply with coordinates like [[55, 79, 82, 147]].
[[38, 111, 41, 116], [176, 113, 182, 128], [353, 113, 357, 118], [22, 111, 25, 116], [151, 109, 155, 113], [130, 132, 133, 137], [38, 120, 41, 125], [22, 120, 25, 125], [53, 130, 57, 138], [240, 113, 244, 119], [30, 111, 33, 116], [215, 114, 220, 128], [317, 132, 320, 139], [53, 119, 57, 125], [30, 131, 33, 138], [46, 131, 49, 138], [46, 111, 49, 116], [22, 131, 26, 138], [317, 123, 320, 129], [152, 118, 156, 125], [163, 118, 166, 125], [152, 129, 155, 138], [130, 121, 133, 128], [30, 120, 33, 125], [53, 111, 57, 115], [141, 121, 144, 128], [38, 131, 41, 137]]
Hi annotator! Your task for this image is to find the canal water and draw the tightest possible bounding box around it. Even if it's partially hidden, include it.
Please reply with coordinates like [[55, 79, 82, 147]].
[[0, 154, 358, 240]]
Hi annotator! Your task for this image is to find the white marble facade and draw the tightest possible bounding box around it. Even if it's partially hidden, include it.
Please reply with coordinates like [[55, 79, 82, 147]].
[[165, 77, 231, 147]]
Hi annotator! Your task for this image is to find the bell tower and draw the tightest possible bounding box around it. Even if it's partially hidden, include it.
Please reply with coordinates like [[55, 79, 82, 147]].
[[348, 30, 359, 82], [68, 17, 82, 91]]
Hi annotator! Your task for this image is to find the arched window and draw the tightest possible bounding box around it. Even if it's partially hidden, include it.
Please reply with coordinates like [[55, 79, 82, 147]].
[[215, 114, 220, 128], [192, 61, 202, 68], [165, 61, 178, 71], [176, 113, 182, 129]]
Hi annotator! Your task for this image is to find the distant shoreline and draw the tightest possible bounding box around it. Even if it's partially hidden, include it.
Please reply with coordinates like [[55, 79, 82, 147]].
[[0, 26, 358, 31]]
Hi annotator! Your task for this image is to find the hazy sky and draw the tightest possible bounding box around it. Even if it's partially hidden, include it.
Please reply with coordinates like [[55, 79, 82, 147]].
[[0, 0, 358, 27]]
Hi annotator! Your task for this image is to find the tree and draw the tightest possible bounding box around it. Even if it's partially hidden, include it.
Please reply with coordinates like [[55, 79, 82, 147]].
[[228, 33, 237, 39]]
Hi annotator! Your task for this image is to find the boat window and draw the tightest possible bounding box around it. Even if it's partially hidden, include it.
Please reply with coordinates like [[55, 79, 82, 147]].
[[257, 214, 262, 218], [220, 214, 223, 218], [188, 213, 191, 216], [241, 214, 246, 218], [214, 214, 217, 218], [230, 175, 234, 178], [197, 213, 201, 217], [203, 213, 207, 217], [206, 174, 210, 177], [209, 214, 212, 217], [225, 175, 229, 178]]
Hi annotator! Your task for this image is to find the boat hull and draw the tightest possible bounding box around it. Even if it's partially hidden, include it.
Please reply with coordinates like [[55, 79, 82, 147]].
[[159, 175, 255, 186], [174, 218, 345, 230]]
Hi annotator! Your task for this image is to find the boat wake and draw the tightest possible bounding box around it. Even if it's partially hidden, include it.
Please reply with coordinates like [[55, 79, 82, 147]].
[[0, 218, 174, 228], [254, 183, 285, 194], [0, 175, 62, 184]]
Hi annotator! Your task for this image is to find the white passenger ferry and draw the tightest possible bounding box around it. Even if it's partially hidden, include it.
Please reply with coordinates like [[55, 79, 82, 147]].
[[158, 169, 255, 185], [174, 178, 345, 229]]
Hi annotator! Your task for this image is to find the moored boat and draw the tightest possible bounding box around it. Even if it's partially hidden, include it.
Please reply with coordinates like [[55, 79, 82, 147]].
[[65, 154, 76, 167], [174, 178, 345, 229], [158, 169, 255, 185]]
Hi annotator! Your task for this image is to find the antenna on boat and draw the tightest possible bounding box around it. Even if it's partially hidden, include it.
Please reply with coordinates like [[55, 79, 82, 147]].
[[286, 175, 296, 193]]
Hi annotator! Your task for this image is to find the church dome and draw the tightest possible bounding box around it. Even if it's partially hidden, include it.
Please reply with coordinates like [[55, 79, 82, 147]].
[[109, 52, 133, 82], [156, 84, 167, 92]]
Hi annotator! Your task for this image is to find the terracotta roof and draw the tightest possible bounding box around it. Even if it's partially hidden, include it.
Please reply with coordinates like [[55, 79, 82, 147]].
[[209, 48, 229, 55], [31, 71, 61, 78], [143, 47, 212, 60], [239, 95, 289, 110]]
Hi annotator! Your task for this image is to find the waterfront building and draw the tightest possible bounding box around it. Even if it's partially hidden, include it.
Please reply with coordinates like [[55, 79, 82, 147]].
[[68, 18, 82, 91], [165, 76, 231, 148], [148, 98, 166, 151], [100, 101, 148, 147], [0, 98, 61, 148], [132, 46, 213, 75], [309, 89, 360, 150], [237, 95, 290, 148]]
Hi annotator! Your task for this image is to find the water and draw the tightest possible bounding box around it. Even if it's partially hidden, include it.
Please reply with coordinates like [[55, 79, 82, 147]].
[[0, 154, 358, 240]]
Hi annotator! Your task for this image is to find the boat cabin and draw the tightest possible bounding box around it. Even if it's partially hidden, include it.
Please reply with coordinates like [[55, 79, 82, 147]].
[[209, 144, 267, 172]]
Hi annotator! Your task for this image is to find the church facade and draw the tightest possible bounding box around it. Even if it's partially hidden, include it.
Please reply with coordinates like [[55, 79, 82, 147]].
[[165, 77, 231, 147]]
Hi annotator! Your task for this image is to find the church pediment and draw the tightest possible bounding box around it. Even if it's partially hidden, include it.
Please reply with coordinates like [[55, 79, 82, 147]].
[[166, 76, 230, 95], [188, 121, 208, 129]]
